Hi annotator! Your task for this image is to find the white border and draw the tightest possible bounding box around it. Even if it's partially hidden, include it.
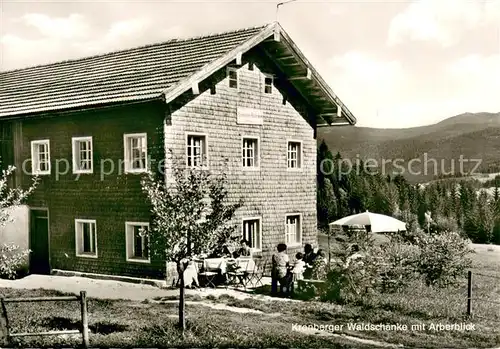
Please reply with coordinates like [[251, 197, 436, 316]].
[[30, 139, 51, 175], [125, 221, 151, 263], [241, 136, 260, 171], [286, 139, 303, 171], [185, 132, 209, 169], [72, 136, 93, 174], [75, 219, 98, 258], [241, 216, 262, 252], [123, 133, 148, 174], [284, 213, 302, 247]]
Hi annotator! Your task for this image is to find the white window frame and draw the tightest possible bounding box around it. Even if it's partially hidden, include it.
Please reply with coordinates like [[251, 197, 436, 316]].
[[285, 213, 302, 247], [263, 74, 273, 94], [75, 219, 98, 258], [30, 139, 51, 175], [123, 133, 148, 173], [242, 217, 262, 252], [287, 140, 303, 170], [241, 136, 260, 169], [125, 222, 151, 263], [227, 67, 239, 90], [185, 132, 209, 168], [72, 136, 93, 174]]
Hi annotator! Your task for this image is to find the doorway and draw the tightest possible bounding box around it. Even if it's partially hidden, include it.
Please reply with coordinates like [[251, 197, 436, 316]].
[[29, 209, 50, 274]]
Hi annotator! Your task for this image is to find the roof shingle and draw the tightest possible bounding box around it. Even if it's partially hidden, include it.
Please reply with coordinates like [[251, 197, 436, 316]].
[[0, 25, 266, 118]]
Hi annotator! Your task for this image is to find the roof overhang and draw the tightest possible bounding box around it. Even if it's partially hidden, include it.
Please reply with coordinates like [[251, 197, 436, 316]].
[[163, 22, 356, 126]]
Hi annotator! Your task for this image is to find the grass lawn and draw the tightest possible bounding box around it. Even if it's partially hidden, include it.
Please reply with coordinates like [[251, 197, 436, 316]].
[[0, 239, 498, 348], [308, 236, 500, 348], [0, 287, 378, 348]]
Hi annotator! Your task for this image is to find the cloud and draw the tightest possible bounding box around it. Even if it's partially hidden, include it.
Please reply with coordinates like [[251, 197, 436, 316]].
[[1, 14, 176, 70], [445, 54, 500, 110], [330, 51, 403, 86], [0, 34, 66, 68], [387, 0, 500, 47], [106, 17, 152, 41], [78, 17, 154, 53], [327, 51, 406, 124], [368, 53, 500, 128], [21, 13, 91, 39]]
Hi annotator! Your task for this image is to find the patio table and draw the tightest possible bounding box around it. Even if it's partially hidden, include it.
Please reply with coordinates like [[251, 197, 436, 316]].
[[202, 257, 256, 275]]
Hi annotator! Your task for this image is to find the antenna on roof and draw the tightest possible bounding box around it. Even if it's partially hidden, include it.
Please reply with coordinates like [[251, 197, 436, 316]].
[[276, 0, 298, 22]]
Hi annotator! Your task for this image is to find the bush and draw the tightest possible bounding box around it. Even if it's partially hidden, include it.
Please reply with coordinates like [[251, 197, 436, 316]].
[[378, 240, 419, 292], [415, 231, 474, 287], [394, 227, 427, 245], [0, 243, 30, 279], [430, 215, 460, 235], [321, 230, 380, 303]]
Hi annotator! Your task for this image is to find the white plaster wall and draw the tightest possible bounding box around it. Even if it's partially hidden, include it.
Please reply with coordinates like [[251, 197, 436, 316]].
[[0, 205, 29, 250]]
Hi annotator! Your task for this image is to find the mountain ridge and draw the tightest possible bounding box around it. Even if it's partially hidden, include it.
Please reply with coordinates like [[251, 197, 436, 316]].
[[318, 112, 500, 183]]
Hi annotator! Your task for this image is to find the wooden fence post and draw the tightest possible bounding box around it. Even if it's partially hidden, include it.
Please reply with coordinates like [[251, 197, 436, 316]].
[[467, 270, 472, 316], [0, 299, 10, 346], [80, 291, 89, 348]]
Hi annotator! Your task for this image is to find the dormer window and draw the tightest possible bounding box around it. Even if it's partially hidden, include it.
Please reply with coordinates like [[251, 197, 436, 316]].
[[227, 67, 238, 89], [264, 74, 273, 94]]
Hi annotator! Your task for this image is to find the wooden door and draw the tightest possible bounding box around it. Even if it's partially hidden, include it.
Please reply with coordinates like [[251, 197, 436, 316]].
[[29, 209, 50, 274]]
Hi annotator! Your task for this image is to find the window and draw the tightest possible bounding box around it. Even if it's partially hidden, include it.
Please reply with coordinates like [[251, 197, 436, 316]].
[[264, 75, 273, 94], [287, 141, 302, 169], [242, 218, 261, 250], [30, 140, 50, 175], [75, 219, 97, 258], [285, 214, 302, 246], [227, 67, 238, 89], [72, 137, 93, 173], [186, 134, 207, 167], [242, 137, 259, 168], [125, 222, 150, 263], [124, 133, 147, 173]]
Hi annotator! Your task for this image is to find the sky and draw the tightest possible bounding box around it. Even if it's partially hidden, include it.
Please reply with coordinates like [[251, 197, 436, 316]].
[[1, 0, 499, 128]]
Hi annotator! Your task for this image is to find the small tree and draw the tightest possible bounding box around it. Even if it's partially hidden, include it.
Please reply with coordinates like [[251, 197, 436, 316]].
[[416, 230, 474, 287], [141, 165, 241, 333], [0, 165, 39, 279]]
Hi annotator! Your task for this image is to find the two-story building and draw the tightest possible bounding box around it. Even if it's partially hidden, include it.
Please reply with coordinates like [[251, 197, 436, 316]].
[[0, 22, 356, 279]]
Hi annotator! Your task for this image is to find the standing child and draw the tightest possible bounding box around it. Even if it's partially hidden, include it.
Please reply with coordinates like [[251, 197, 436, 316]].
[[290, 252, 306, 295]]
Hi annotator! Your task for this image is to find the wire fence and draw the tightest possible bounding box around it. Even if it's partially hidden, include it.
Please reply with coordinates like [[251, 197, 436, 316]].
[[467, 271, 500, 322]]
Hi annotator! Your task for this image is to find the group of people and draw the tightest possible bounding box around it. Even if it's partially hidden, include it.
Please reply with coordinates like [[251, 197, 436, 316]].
[[271, 243, 327, 297], [209, 239, 252, 259]]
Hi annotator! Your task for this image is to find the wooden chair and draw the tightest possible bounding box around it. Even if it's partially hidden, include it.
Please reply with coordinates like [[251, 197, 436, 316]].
[[246, 258, 266, 288], [197, 259, 221, 288], [225, 259, 248, 290]]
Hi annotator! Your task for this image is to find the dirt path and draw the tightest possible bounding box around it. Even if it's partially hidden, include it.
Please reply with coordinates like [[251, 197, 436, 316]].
[[0, 274, 294, 303], [152, 299, 281, 316], [293, 327, 404, 348]]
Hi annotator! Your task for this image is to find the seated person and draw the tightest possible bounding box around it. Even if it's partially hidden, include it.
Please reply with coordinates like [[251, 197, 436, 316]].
[[209, 244, 232, 258], [183, 259, 199, 289], [303, 244, 317, 279], [232, 239, 251, 258], [311, 249, 328, 280]]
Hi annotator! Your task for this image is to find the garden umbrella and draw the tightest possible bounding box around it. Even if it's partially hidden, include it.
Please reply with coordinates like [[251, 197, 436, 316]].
[[329, 210, 406, 233]]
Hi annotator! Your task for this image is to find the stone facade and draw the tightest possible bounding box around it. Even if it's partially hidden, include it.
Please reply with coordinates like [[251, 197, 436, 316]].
[[15, 101, 166, 278], [166, 63, 318, 263], [2, 61, 318, 280]]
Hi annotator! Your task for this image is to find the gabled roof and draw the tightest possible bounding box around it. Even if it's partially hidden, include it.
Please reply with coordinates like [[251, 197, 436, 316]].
[[0, 22, 356, 125]]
